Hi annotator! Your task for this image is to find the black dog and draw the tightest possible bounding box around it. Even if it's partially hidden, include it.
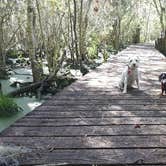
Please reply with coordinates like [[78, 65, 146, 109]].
[[159, 73, 166, 95]]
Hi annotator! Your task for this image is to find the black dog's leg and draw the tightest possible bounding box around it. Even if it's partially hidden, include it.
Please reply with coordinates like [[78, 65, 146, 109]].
[[161, 83, 164, 95]]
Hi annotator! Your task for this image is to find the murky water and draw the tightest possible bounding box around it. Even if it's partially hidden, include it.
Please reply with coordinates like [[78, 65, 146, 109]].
[[0, 96, 42, 132], [0, 68, 43, 132]]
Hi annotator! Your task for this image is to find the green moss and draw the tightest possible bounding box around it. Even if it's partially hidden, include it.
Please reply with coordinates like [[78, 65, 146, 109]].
[[0, 95, 22, 117]]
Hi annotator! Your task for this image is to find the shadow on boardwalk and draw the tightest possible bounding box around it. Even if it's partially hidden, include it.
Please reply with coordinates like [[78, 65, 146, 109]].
[[0, 44, 166, 165]]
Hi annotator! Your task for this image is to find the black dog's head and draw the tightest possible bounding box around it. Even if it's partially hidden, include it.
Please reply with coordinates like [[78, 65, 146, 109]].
[[159, 73, 166, 82], [159, 73, 166, 94]]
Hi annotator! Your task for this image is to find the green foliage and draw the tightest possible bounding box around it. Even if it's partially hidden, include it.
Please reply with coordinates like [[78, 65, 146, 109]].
[[0, 95, 22, 117], [1, 0, 164, 80], [87, 44, 98, 59], [6, 49, 26, 59], [106, 44, 117, 54], [6, 49, 19, 59], [103, 50, 109, 62], [87, 33, 100, 59]]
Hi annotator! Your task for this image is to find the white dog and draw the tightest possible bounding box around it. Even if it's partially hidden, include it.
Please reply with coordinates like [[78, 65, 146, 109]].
[[119, 56, 140, 93]]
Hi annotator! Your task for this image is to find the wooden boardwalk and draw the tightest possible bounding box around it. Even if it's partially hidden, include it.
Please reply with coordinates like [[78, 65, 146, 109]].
[[0, 44, 166, 165]]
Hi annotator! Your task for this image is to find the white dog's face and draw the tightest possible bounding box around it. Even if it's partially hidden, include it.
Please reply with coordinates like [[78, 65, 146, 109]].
[[128, 56, 139, 69]]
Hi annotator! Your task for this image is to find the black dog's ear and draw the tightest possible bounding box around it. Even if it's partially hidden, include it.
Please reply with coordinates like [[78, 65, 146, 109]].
[[159, 73, 163, 81], [159, 73, 166, 81]]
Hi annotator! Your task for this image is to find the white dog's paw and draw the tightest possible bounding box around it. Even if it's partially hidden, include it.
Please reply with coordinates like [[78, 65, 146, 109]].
[[123, 90, 127, 93], [137, 85, 141, 90]]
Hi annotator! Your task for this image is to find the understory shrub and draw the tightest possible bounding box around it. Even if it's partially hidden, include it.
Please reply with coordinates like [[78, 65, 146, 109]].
[[0, 95, 22, 117]]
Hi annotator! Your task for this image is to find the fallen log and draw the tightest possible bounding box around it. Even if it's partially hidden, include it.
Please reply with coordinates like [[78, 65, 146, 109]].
[[10, 81, 32, 88], [7, 75, 76, 97], [8, 81, 43, 97], [7, 75, 54, 97]]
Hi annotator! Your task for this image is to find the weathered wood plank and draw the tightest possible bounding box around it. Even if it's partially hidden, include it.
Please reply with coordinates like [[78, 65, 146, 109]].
[[54, 91, 164, 97], [1, 125, 166, 137], [26, 110, 166, 118], [13, 117, 166, 126], [11, 149, 166, 165], [35, 104, 166, 111], [44, 99, 166, 105], [1, 136, 166, 149], [51, 93, 165, 99], [57, 84, 161, 92]]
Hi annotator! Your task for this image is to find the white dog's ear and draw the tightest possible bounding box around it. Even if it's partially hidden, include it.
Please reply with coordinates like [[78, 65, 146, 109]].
[[128, 57, 132, 61], [136, 56, 140, 61]]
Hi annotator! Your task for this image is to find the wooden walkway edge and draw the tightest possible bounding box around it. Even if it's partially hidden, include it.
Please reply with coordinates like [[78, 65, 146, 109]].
[[0, 43, 166, 165]]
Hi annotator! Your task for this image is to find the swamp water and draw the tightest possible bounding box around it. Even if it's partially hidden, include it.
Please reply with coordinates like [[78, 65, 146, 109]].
[[0, 68, 43, 132]]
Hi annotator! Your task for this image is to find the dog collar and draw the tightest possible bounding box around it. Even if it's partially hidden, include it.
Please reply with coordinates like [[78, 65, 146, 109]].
[[128, 66, 132, 75]]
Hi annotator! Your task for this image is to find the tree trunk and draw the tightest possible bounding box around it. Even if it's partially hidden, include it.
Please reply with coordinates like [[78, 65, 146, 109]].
[[112, 17, 121, 50], [78, 0, 91, 62], [144, 3, 151, 42], [36, 0, 46, 56], [73, 0, 81, 68], [68, 0, 75, 66], [27, 0, 43, 83], [78, 0, 84, 61], [0, 19, 7, 78], [160, 14, 165, 33]]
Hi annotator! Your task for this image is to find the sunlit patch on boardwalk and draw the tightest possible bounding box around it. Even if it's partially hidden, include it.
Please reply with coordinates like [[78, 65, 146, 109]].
[[0, 44, 166, 165]]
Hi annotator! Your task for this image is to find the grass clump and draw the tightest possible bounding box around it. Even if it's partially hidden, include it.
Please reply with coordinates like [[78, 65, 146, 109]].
[[0, 95, 22, 117]]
